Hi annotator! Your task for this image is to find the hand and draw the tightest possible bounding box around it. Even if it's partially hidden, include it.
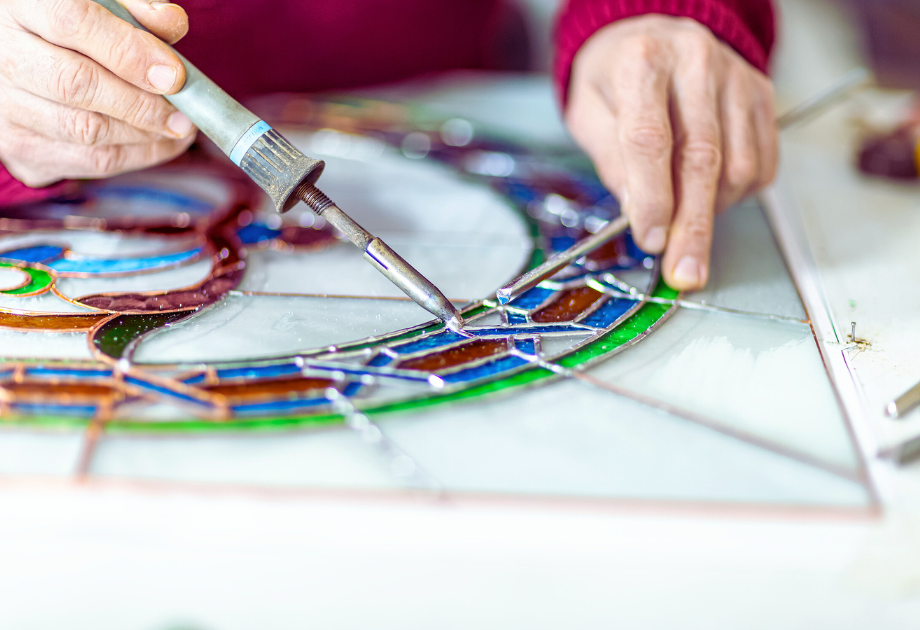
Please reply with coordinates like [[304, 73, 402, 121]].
[[0, 0, 196, 188], [565, 15, 778, 291]]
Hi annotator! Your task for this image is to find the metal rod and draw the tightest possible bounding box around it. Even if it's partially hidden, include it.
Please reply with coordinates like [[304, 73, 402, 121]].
[[496, 215, 629, 304], [775, 67, 872, 130], [496, 68, 875, 307]]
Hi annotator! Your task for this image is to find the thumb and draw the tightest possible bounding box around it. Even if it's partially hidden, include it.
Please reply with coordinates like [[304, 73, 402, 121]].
[[119, 0, 189, 45]]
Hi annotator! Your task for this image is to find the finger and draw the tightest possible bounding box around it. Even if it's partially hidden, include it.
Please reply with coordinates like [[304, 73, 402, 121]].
[[565, 82, 627, 198], [715, 73, 758, 214], [2, 87, 162, 145], [118, 0, 189, 45], [663, 60, 722, 291], [9, 0, 186, 94], [752, 76, 779, 189], [5, 129, 196, 186], [4, 30, 194, 139], [607, 40, 674, 254]]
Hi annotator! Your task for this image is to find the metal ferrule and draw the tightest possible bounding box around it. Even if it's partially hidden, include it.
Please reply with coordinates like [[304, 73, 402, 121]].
[[236, 125, 325, 213]]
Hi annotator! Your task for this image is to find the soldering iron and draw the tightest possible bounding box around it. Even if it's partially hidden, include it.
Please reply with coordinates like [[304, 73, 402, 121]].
[[91, 0, 462, 330]]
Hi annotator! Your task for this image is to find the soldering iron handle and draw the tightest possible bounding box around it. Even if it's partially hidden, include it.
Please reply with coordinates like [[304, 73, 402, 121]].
[[89, 0, 325, 212], [90, 0, 257, 155]]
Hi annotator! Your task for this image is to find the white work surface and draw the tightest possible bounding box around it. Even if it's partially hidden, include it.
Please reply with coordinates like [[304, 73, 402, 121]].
[[4, 1, 920, 627]]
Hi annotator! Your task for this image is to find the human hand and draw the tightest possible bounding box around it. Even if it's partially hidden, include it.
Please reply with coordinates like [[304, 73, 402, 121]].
[[565, 15, 778, 291], [0, 0, 196, 188]]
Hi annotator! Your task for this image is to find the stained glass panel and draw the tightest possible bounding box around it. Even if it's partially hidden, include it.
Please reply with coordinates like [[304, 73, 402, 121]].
[[0, 81, 872, 510]]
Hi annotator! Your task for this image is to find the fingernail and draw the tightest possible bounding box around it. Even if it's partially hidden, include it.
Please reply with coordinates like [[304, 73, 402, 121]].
[[150, 1, 172, 9], [147, 64, 177, 92], [166, 111, 193, 137], [643, 226, 667, 253], [673, 256, 702, 287]]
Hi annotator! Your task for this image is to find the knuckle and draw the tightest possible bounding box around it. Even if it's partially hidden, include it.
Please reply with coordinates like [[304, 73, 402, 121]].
[[622, 35, 662, 63], [49, 0, 94, 39], [89, 145, 124, 175], [125, 94, 165, 131], [634, 199, 672, 222], [682, 140, 722, 174], [682, 214, 713, 243], [726, 154, 757, 189], [53, 58, 100, 107], [623, 123, 671, 156], [67, 109, 109, 145]]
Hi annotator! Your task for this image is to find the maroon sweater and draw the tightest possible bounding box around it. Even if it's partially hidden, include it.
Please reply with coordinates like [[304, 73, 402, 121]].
[[0, 0, 774, 204]]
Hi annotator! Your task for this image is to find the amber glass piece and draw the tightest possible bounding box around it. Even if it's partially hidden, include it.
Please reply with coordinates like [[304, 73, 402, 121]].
[[78, 267, 244, 312], [0, 311, 110, 331], [279, 225, 338, 249], [398, 339, 507, 372], [3, 382, 119, 404], [203, 377, 334, 401], [531, 286, 604, 323], [585, 235, 629, 269]]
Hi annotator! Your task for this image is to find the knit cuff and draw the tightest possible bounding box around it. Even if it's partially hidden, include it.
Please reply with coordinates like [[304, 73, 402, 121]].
[[554, 0, 775, 109], [0, 161, 73, 209]]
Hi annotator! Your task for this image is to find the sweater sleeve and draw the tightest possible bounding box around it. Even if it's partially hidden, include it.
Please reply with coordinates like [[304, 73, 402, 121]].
[[554, 0, 776, 107], [0, 161, 73, 209]]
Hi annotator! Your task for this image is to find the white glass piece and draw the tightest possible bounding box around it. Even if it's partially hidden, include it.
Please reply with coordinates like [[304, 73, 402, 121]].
[[694, 200, 807, 320], [769, 93, 920, 455], [240, 243, 528, 303], [89, 429, 406, 490], [0, 292, 98, 314], [465, 310, 503, 326], [0, 330, 93, 359], [584, 307, 860, 472], [605, 268, 653, 294], [538, 333, 594, 358], [133, 295, 433, 364], [0, 430, 83, 476], [284, 136, 532, 242], [0, 268, 27, 291], [108, 168, 237, 211], [54, 258, 213, 300], [380, 377, 870, 506]]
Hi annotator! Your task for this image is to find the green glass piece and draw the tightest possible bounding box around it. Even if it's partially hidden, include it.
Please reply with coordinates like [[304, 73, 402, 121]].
[[0, 262, 52, 296], [93, 312, 192, 359]]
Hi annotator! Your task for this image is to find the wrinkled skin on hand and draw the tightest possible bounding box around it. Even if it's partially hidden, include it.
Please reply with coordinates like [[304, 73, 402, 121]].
[[0, 0, 196, 188], [565, 15, 778, 291]]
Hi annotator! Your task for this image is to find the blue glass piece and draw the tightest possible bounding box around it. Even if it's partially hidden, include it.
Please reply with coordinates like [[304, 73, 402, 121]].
[[499, 181, 539, 205], [125, 376, 213, 407], [237, 223, 281, 245], [11, 403, 96, 417], [93, 186, 212, 213], [506, 311, 527, 325], [25, 366, 112, 379], [0, 245, 64, 264], [508, 286, 554, 309], [469, 326, 588, 336], [391, 331, 466, 354], [48, 248, 203, 274], [624, 230, 653, 262], [550, 235, 577, 253], [580, 298, 636, 328], [367, 354, 393, 367], [514, 338, 537, 354], [208, 363, 301, 382], [233, 397, 330, 415], [305, 365, 430, 382], [442, 355, 530, 383], [342, 382, 362, 396], [183, 374, 207, 385]]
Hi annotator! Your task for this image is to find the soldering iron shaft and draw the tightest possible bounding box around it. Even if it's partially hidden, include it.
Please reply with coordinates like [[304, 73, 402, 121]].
[[296, 184, 462, 329]]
